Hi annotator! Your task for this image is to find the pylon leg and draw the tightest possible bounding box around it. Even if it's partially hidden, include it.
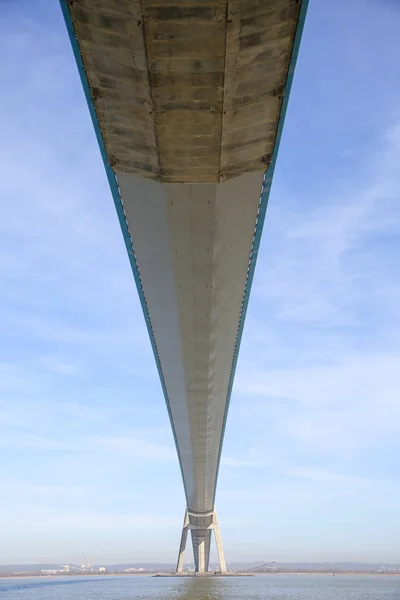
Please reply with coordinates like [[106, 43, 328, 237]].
[[213, 511, 227, 573], [176, 509, 189, 573], [177, 508, 227, 574]]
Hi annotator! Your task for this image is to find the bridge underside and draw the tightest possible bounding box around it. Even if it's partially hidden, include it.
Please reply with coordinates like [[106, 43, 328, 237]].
[[61, 0, 306, 572], [117, 171, 264, 514], [65, 0, 302, 183]]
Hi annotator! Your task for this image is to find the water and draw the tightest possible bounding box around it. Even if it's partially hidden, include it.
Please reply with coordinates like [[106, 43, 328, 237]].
[[1, 574, 400, 600]]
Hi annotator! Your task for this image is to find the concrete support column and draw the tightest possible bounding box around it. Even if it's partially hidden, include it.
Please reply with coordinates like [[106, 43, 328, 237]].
[[191, 528, 212, 573], [176, 508, 226, 574], [197, 537, 205, 573], [213, 511, 227, 573], [176, 509, 190, 573], [189, 510, 213, 573]]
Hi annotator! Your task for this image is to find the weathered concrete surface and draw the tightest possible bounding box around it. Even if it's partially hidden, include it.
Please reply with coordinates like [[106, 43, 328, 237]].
[[67, 0, 301, 182]]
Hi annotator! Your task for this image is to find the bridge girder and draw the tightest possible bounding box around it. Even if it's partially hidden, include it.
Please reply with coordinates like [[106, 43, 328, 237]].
[[60, 0, 308, 572]]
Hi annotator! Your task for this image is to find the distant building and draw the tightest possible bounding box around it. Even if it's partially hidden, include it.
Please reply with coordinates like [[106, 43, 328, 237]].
[[99, 567, 106, 572], [41, 569, 63, 575]]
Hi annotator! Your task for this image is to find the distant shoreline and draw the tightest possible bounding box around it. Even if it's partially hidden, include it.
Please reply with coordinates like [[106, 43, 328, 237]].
[[253, 572, 400, 576], [0, 573, 149, 579], [1, 572, 400, 579]]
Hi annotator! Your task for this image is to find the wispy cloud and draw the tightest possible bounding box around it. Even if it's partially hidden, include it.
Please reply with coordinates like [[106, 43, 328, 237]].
[[230, 116, 400, 469], [235, 353, 400, 458], [0, 431, 176, 461], [1, 511, 180, 533], [221, 457, 273, 468], [2, 482, 89, 499], [2, 0, 400, 565], [282, 466, 367, 487], [254, 116, 400, 328]]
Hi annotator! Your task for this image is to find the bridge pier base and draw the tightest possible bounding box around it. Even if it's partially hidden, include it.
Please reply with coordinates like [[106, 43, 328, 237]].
[[176, 509, 227, 573]]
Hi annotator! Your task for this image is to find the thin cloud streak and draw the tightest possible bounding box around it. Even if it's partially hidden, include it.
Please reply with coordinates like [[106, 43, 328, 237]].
[[254, 117, 400, 327], [0, 431, 176, 462]]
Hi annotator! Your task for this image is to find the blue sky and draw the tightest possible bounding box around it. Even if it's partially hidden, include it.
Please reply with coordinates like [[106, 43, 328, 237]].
[[1, 0, 400, 565]]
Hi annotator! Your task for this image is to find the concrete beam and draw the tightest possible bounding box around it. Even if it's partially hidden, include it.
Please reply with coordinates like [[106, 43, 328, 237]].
[[65, 0, 303, 182], [176, 509, 190, 573]]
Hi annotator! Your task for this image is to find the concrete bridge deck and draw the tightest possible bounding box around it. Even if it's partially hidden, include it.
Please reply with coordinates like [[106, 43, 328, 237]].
[[60, 0, 308, 572]]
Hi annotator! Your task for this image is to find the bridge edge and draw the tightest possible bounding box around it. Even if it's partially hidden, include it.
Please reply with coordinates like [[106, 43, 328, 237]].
[[58, 0, 188, 503], [212, 0, 310, 506]]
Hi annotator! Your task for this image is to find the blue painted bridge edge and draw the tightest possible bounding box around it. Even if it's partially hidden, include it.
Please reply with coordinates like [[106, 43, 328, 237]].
[[59, 0, 309, 510], [213, 0, 309, 504], [58, 0, 188, 500]]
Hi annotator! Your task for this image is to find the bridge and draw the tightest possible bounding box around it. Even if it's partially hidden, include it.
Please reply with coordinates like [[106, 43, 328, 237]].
[[60, 0, 308, 573]]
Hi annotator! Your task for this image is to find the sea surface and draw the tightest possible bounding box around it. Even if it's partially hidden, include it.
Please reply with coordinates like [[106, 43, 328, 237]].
[[1, 574, 400, 600]]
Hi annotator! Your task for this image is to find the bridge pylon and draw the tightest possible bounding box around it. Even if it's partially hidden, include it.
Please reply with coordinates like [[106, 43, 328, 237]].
[[176, 508, 226, 574]]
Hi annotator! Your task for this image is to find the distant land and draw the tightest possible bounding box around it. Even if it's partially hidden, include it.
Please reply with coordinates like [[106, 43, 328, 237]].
[[1, 562, 400, 577]]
